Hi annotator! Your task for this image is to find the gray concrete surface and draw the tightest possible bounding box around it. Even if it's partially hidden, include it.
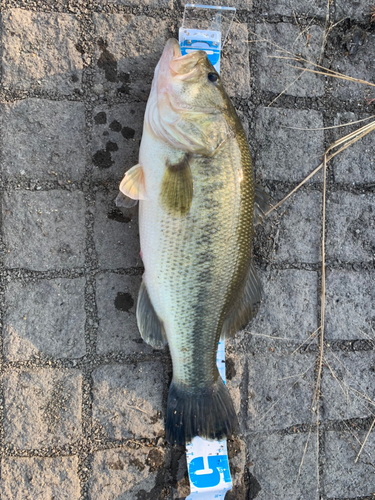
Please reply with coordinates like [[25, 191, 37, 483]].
[[0, 1, 374, 499]]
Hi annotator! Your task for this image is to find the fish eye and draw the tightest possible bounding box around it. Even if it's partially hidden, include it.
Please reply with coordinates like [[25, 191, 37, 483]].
[[208, 73, 219, 83]]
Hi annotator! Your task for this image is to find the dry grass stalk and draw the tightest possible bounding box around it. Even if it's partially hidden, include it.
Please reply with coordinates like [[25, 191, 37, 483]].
[[267, 69, 308, 107], [126, 404, 149, 415], [283, 62, 375, 88], [290, 326, 321, 356], [284, 114, 375, 131], [257, 364, 315, 423], [251, 26, 375, 475], [296, 425, 314, 482], [262, 90, 375, 478], [312, 153, 327, 406], [250, 27, 375, 89], [319, 0, 330, 63], [266, 119, 375, 216], [355, 417, 375, 463], [327, 350, 375, 410]]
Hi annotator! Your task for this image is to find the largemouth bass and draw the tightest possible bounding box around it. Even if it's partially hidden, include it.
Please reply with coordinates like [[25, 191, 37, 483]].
[[117, 39, 266, 445]]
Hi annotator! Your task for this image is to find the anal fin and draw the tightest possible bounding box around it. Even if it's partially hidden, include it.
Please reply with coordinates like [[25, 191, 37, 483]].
[[221, 261, 262, 339], [136, 281, 167, 349]]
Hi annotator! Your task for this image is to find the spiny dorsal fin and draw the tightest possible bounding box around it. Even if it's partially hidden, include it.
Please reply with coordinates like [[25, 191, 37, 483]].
[[136, 281, 167, 349], [254, 184, 272, 226], [160, 154, 193, 216], [221, 261, 262, 339], [119, 164, 147, 202]]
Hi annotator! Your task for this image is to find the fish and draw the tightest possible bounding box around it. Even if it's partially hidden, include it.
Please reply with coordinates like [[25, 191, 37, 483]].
[[116, 39, 268, 445]]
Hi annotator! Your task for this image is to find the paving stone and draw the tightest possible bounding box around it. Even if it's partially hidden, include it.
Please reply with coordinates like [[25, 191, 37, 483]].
[[91, 103, 145, 183], [0, 9, 83, 94], [221, 22, 251, 99], [93, 190, 141, 269], [329, 32, 375, 101], [254, 107, 324, 182], [1, 456, 80, 500], [225, 352, 243, 417], [93, 14, 169, 100], [97, 0, 172, 8], [89, 447, 163, 500], [325, 269, 375, 340], [227, 438, 247, 500], [326, 191, 375, 263], [3, 368, 82, 449], [105, 0, 251, 6], [322, 351, 375, 421], [95, 273, 153, 355], [324, 430, 375, 498], [0, 3, 373, 496], [254, 23, 325, 97], [246, 432, 318, 500], [335, 0, 374, 23], [247, 352, 315, 431], [92, 362, 165, 440], [191, 0, 252, 7], [2, 99, 86, 182], [265, 190, 321, 264], [169, 450, 190, 499], [2, 190, 86, 271], [236, 109, 249, 139], [259, 0, 327, 17], [332, 112, 375, 184], [3, 278, 86, 361], [249, 269, 318, 341]]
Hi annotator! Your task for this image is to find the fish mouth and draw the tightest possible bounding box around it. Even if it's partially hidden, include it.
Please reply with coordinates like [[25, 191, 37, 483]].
[[156, 39, 181, 92], [155, 38, 213, 115], [157, 38, 208, 90], [162, 38, 182, 66]]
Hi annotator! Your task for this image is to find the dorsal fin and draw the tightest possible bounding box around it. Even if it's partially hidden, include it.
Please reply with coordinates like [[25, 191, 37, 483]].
[[221, 261, 262, 339], [254, 184, 272, 225]]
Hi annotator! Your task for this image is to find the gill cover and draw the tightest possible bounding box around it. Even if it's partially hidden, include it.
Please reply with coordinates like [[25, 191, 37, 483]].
[[145, 39, 230, 157]]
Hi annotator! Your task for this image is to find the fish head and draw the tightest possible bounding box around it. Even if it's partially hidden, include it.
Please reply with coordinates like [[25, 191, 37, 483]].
[[146, 39, 231, 155], [157, 39, 226, 112]]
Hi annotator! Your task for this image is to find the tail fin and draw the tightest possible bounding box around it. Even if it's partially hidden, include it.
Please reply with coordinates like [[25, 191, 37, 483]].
[[166, 376, 238, 445]]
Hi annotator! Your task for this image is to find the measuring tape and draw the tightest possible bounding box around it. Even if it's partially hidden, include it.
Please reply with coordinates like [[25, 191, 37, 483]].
[[185, 341, 232, 499], [179, 5, 236, 499]]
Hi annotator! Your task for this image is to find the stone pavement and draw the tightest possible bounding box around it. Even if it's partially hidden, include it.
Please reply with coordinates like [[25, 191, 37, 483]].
[[0, 0, 374, 499]]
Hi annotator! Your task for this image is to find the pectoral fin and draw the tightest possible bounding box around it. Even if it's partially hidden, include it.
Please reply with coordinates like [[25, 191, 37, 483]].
[[137, 281, 167, 349], [119, 164, 147, 201], [115, 192, 138, 208], [221, 261, 262, 339], [160, 154, 193, 216]]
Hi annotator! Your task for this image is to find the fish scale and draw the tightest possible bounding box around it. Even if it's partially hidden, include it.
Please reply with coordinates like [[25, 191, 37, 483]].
[[141, 127, 252, 394]]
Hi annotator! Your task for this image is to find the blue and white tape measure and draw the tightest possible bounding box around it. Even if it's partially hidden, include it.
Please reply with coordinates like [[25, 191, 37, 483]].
[[180, 29, 221, 72], [185, 341, 232, 499], [179, 5, 236, 499]]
